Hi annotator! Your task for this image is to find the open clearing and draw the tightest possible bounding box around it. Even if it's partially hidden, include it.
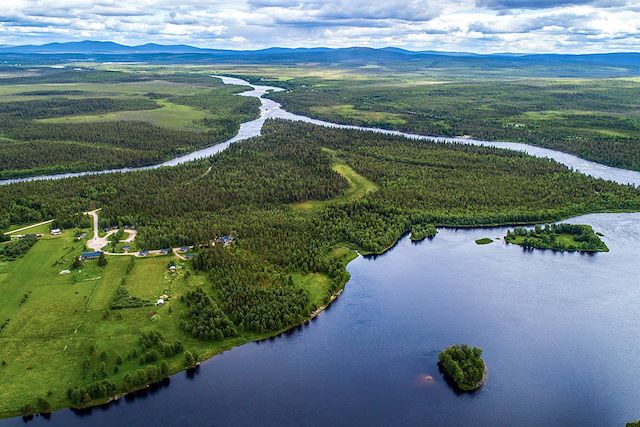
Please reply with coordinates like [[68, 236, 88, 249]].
[[39, 99, 210, 131], [294, 149, 379, 211]]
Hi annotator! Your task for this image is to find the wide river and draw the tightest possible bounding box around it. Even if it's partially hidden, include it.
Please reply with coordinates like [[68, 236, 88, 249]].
[[2, 77, 640, 426], [1, 75, 640, 187]]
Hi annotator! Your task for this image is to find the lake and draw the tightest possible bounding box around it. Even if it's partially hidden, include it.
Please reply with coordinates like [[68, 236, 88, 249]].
[[5, 212, 640, 426]]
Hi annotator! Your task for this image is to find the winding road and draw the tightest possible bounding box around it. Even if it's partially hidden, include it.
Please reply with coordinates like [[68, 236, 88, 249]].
[[1, 75, 640, 187]]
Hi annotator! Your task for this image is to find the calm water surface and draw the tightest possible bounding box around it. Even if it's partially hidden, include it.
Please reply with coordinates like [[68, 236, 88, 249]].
[[4, 213, 640, 426]]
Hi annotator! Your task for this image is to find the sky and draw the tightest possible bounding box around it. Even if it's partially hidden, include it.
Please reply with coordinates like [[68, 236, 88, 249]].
[[1, 0, 639, 53]]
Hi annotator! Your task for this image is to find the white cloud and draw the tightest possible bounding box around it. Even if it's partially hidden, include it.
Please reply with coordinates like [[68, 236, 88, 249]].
[[0, 0, 638, 53]]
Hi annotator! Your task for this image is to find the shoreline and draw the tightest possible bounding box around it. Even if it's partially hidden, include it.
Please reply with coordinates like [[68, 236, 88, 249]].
[[1, 211, 637, 419]]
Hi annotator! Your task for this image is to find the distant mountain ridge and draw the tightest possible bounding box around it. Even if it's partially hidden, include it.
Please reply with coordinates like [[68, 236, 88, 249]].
[[2, 40, 640, 78], [2, 40, 638, 58]]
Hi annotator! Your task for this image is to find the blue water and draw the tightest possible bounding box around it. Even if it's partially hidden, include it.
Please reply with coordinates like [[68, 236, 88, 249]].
[[4, 212, 640, 426]]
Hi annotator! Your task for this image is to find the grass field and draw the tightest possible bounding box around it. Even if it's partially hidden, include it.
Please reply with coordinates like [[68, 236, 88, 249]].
[[0, 223, 345, 417], [39, 99, 210, 131], [310, 104, 407, 127], [294, 149, 378, 211]]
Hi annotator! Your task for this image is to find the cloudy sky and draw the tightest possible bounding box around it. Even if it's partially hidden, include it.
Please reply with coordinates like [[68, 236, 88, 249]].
[[1, 0, 639, 53]]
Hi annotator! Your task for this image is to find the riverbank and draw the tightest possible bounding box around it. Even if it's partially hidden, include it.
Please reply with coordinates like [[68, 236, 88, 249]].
[[2, 75, 640, 187]]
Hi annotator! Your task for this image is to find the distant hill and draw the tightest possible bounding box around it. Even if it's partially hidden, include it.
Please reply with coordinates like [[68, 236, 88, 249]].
[[1, 40, 639, 78]]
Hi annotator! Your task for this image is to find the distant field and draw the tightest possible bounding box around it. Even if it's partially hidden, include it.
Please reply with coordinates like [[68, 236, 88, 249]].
[[214, 66, 640, 171], [40, 99, 210, 132], [0, 69, 260, 178]]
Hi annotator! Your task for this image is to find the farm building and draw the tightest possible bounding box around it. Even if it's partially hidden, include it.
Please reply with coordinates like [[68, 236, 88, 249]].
[[80, 251, 102, 260]]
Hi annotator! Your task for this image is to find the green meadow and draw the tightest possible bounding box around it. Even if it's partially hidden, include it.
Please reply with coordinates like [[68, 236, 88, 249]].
[[0, 226, 339, 417]]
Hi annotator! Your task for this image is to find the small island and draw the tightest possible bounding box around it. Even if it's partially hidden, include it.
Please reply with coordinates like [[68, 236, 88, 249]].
[[438, 344, 487, 391], [475, 238, 493, 245], [505, 223, 608, 252], [410, 223, 437, 241]]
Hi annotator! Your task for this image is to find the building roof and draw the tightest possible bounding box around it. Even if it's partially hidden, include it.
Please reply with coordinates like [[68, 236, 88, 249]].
[[81, 251, 102, 258]]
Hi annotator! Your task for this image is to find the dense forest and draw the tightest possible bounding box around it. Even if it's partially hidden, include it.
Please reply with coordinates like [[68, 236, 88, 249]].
[[0, 69, 260, 177], [1, 117, 640, 415], [1, 119, 639, 340], [264, 77, 640, 171]]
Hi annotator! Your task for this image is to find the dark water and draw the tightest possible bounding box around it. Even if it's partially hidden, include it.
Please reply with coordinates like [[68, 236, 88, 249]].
[[4, 212, 640, 426]]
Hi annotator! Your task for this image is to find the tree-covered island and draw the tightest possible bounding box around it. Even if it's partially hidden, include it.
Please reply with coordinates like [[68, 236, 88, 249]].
[[505, 223, 608, 252], [438, 344, 487, 391]]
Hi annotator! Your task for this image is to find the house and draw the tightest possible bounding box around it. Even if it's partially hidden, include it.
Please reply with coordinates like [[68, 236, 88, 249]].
[[179, 246, 190, 253], [156, 298, 165, 306], [51, 228, 61, 236], [217, 235, 234, 246], [139, 250, 149, 257], [122, 245, 131, 252], [80, 251, 102, 260], [160, 248, 169, 255]]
